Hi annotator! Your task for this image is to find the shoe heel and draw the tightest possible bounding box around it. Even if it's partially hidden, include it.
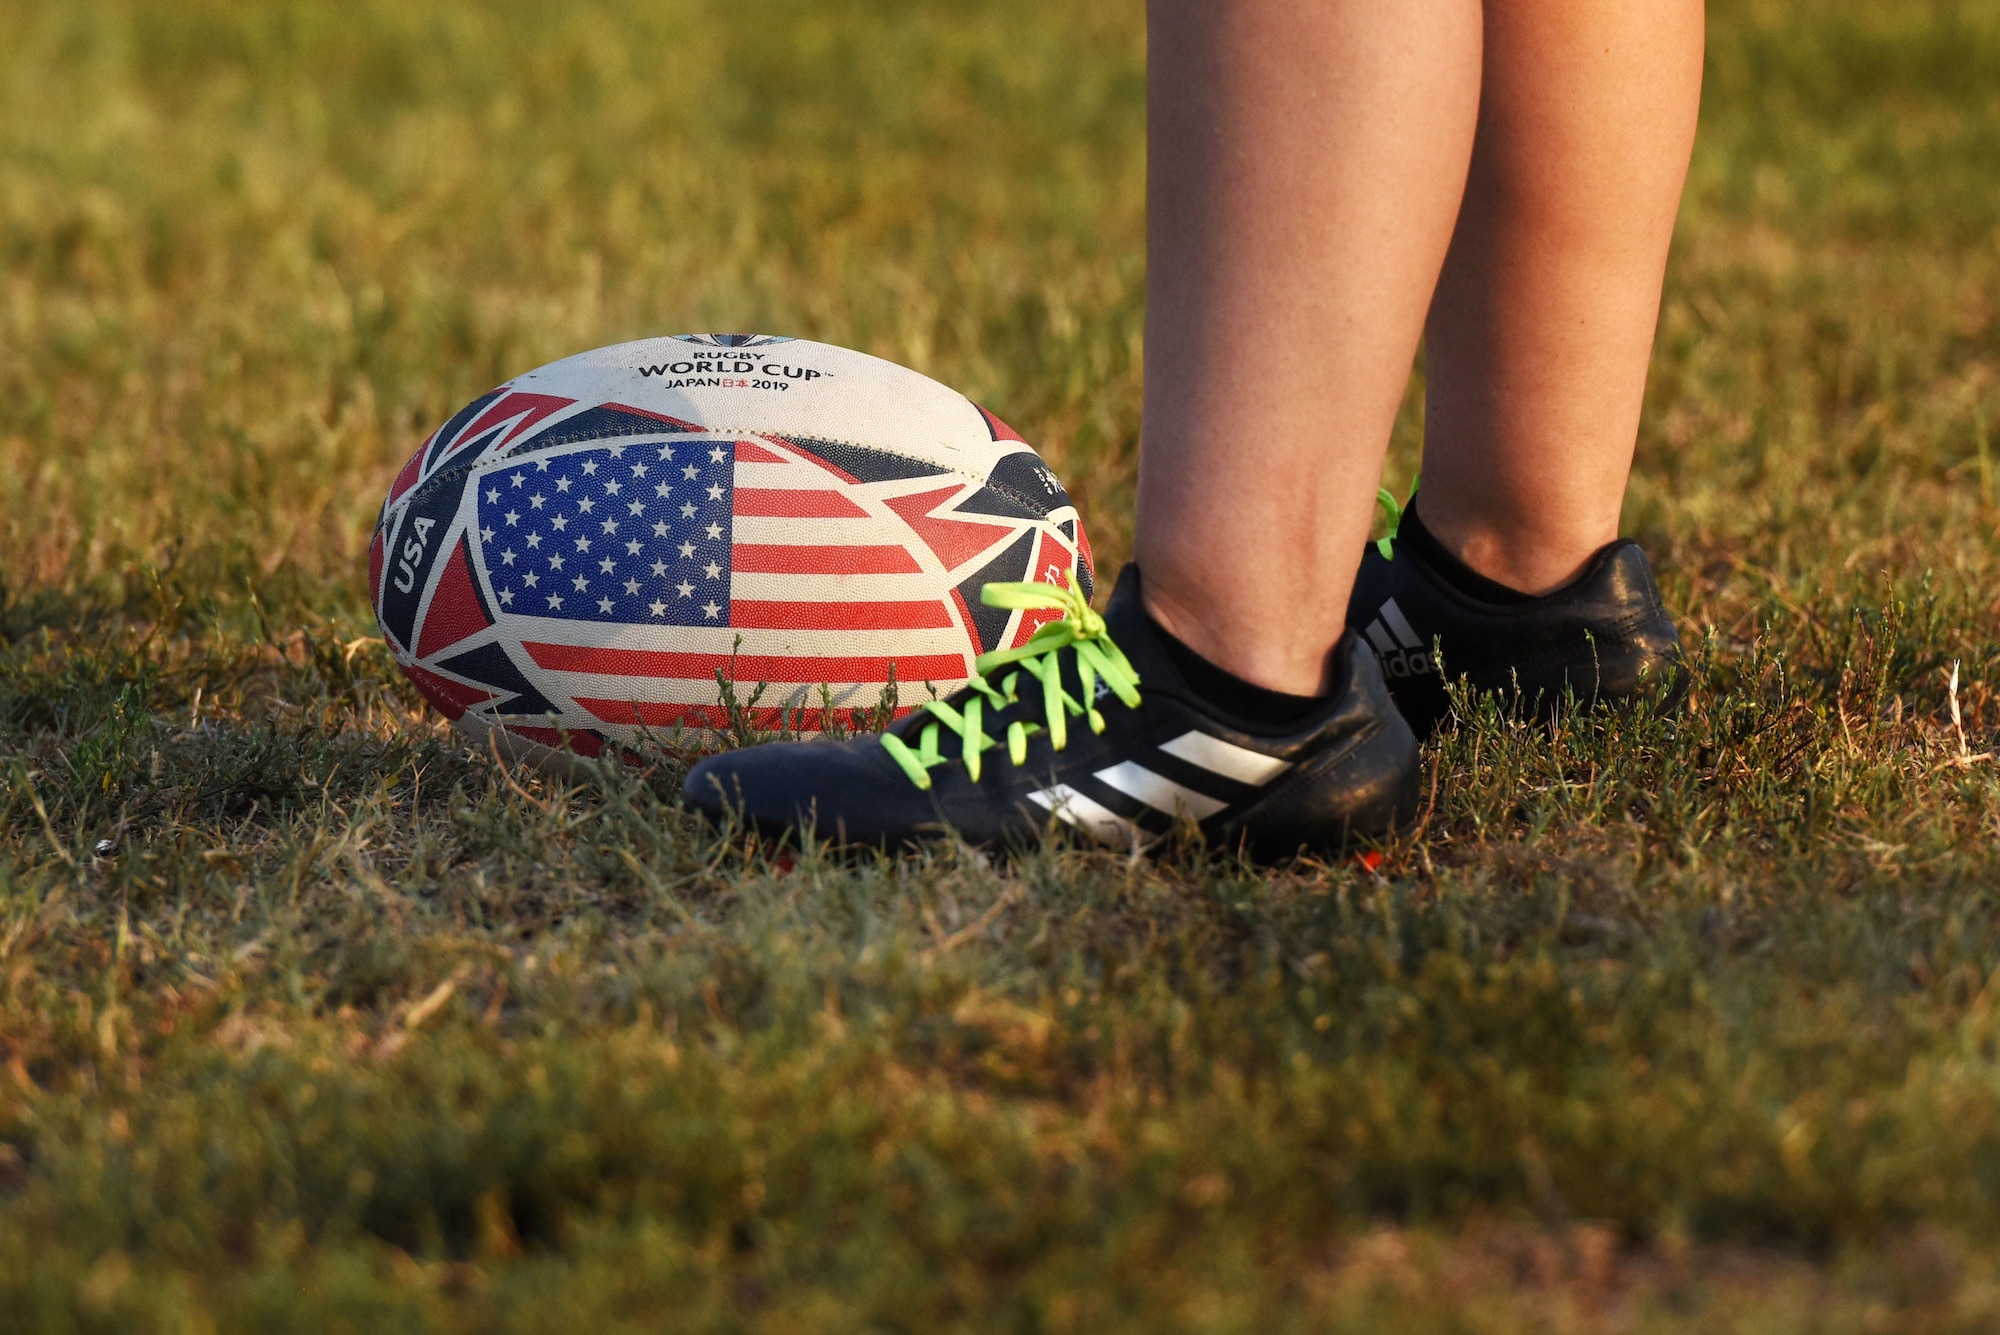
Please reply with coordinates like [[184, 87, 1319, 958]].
[[1229, 711, 1422, 859]]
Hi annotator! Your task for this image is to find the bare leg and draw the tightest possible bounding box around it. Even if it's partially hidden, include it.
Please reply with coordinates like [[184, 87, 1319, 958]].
[[1418, 0, 1704, 595], [1136, 0, 1482, 695]]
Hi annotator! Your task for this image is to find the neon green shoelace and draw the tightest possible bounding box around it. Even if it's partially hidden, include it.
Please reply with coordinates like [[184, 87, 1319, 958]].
[[1374, 476, 1419, 560], [881, 579, 1141, 791]]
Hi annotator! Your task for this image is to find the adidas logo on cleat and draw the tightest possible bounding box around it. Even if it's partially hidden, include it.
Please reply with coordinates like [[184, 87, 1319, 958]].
[[1359, 597, 1433, 678], [1026, 728, 1293, 846]]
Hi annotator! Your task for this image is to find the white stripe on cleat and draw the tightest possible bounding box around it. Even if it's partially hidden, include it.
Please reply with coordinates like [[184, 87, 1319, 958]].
[[1093, 761, 1228, 821], [1156, 731, 1291, 786], [1379, 597, 1423, 650], [1028, 784, 1143, 846]]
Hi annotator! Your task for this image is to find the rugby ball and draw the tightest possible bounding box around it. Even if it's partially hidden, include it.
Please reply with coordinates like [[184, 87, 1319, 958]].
[[371, 334, 1095, 759]]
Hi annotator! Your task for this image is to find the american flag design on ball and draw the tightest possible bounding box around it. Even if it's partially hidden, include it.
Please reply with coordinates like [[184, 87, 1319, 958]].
[[478, 441, 736, 627], [372, 335, 1095, 760]]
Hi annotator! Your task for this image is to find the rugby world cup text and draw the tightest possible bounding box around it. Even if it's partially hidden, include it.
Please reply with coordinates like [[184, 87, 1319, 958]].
[[637, 353, 825, 392]]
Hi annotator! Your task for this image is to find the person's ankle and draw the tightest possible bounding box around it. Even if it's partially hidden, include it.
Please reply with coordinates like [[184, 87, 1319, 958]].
[[1402, 497, 1606, 600], [1136, 573, 1332, 697], [1141, 603, 1326, 728]]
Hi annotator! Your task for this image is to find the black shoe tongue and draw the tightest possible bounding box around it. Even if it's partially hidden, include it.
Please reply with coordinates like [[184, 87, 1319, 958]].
[[1102, 562, 1147, 628], [1100, 563, 1179, 684]]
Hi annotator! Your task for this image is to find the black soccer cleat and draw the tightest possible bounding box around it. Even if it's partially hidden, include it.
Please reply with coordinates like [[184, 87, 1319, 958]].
[[1347, 523, 1686, 739], [684, 566, 1421, 860]]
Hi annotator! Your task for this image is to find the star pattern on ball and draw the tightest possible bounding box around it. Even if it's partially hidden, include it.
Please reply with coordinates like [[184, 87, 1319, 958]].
[[476, 441, 735, 625]]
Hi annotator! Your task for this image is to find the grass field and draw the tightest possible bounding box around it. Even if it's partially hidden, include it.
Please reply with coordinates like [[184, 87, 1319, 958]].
[[3, 0, 2000, 1328]]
